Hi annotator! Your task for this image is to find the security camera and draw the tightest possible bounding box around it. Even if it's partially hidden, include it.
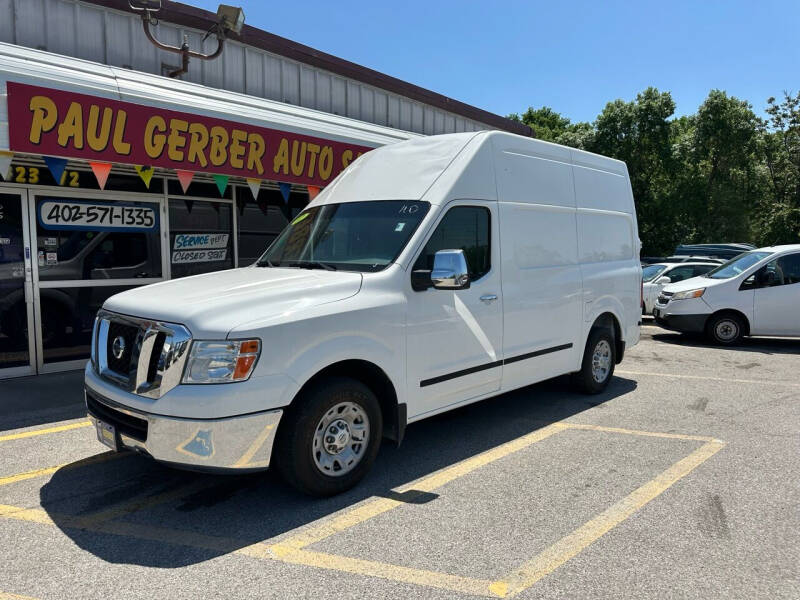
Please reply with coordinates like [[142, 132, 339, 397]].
[[129, 0, 162, 11]]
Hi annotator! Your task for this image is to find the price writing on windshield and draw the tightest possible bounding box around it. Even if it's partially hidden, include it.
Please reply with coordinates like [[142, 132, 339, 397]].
[[38, 200, 158, 232]]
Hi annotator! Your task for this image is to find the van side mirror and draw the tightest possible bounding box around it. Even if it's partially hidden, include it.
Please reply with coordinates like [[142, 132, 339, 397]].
[[431, 249, 470, 290], [655, 276, 671, 284]]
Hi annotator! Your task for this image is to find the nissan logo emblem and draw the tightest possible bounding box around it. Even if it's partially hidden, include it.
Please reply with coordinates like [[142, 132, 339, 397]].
[[112, 335, 127, 360]]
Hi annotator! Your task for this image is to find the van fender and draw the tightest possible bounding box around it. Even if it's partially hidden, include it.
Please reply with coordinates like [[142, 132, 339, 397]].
[[281, 334, 406, 409], [583, 295, 626, 345]]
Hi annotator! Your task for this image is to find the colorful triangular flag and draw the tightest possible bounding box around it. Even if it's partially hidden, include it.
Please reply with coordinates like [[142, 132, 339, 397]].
[[89, 161, 112, 190], [135, 165, 155, 189], [0, 151, 13, 180], [279, 182, 292, 204], [176, 170, 194, 194], [246, 178, 261, 200], [213, 174, 229, 197], [307, 185, 321, 201], [44, 156, 67, 184]]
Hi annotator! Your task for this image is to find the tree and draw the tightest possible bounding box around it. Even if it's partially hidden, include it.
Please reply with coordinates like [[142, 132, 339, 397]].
[[758, 92, 800, 244], [589, 88, 678, 254], [508, 106, 593, 148], [685, 90, 762, 243]]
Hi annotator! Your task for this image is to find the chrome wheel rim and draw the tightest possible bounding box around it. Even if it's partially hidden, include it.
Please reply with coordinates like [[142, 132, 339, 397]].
[[312, 401, 370, 477], [715, 320, 738, 341], [591, 340, 612, 383]]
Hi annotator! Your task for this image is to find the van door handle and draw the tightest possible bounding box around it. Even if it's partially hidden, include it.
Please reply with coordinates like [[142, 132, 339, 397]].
[[480, 294, 498, 303]]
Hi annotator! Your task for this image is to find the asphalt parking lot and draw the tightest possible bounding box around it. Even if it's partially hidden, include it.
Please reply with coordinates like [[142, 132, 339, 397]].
[[1, 322, 798, 599]]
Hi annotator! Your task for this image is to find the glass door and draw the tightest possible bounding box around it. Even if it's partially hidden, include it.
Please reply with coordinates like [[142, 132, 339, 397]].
[[0, 191, 36, 378], [29, 190, 166, 374]]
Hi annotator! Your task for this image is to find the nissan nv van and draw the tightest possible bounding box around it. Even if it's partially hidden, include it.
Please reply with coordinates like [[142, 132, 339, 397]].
[[84, 131, 642, 496]]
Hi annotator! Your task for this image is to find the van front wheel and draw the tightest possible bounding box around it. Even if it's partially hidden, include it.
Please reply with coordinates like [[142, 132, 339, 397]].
[[275, 377, 383, 497], [573, 328, 616, 394]]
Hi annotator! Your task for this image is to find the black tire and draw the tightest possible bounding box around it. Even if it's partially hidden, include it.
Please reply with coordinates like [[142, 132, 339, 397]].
[[705, 313, 745, 346], [275, 376, 383, 497], [573, 328, 616, 394]]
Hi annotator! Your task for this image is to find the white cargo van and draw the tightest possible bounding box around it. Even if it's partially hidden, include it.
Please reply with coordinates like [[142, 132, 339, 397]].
[[654, 244, 800, 344], [85, 132, 641, 496]]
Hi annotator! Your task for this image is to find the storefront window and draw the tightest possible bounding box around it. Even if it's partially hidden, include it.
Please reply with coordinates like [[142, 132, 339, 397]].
[[0, 194, 29, 370], [35, 197, 163, 281], [236, 186, 308, 266], [169, 199, 234, 278], [41, 285, 137, 364]]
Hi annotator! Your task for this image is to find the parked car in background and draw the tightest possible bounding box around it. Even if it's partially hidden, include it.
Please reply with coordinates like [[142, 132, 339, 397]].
[[673, 243, 756, 261], [653, 245, 800, 344], [641, 255, 723, 266], [641, 262, 718, 314]]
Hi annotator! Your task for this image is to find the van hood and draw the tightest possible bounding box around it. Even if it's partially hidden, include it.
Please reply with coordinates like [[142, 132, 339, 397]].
[[103, 267, 363, 338], [663, 275, 727, 294]]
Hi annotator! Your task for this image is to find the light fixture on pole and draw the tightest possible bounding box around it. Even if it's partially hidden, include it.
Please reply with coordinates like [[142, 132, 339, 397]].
[[128, 1, 245, 78]]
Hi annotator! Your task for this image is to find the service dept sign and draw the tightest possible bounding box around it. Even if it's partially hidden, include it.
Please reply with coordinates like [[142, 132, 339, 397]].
[[172, 233, 229, 264], [7, 82, 373, 187]]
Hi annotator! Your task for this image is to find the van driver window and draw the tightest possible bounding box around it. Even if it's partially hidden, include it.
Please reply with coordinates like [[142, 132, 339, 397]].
[[414, 206, 491, 280]]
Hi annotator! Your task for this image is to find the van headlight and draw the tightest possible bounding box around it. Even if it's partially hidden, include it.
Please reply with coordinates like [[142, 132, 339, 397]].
[[672, 288, 706, 300], [183, 339, 261, 384]]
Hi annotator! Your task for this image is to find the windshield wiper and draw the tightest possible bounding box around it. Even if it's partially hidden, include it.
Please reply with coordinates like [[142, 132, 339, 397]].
[[288, 260, 338, 271]]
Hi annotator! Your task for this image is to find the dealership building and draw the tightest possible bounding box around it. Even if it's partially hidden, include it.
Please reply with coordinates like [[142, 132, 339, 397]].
[[0, 0, 529, 379]]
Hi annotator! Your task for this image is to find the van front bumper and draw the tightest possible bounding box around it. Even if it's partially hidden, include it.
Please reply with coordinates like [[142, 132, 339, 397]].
[[85, 389, 283, 472], [653, 309, 708, 333]]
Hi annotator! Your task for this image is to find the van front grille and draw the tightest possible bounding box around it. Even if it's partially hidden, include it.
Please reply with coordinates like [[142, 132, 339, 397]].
[[93, 311, 192, 399], [105, 321, 139, 375]]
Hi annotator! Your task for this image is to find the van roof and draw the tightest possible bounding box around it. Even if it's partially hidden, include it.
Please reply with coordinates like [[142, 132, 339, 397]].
[[755, 244, 800, 253], [310, 131, 628, 206]]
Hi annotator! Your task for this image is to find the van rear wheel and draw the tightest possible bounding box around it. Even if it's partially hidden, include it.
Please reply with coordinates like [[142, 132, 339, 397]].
[[573, 328, 616, 394], [275, 377, 382, 497]]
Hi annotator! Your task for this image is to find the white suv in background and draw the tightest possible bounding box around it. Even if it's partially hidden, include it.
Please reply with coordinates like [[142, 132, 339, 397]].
[[653, 245, 800, 344], [641, 262, 718, 314]]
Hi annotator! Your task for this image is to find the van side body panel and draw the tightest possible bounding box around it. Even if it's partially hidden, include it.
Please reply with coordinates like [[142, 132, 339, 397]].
[[492, 136, 583, 390], [571, 149, 641, 349]]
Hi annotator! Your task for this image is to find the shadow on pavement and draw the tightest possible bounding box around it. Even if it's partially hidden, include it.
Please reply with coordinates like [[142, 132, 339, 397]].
[[40, 375, 637, 568], [650, 332, 800, 355], [0, 369, 86, 432]]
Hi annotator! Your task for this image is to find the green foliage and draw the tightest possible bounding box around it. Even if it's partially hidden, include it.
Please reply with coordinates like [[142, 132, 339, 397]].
[[510, 88, 800, 254]]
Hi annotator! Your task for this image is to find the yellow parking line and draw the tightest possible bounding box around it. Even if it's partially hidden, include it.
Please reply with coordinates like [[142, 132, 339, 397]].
[[559, 422, 717, 442], [0, 592, 40, 600], [0, 421, 91, 443], [0, 452, 128, 488], [617, 369, 800, 388], [76, 479, 213, 526], [278, 423, 566, 550], [491, 439, 726, 597], [0, 423, 728, 598], [0, 504, 55, 526], [265, 544, 496, 597]]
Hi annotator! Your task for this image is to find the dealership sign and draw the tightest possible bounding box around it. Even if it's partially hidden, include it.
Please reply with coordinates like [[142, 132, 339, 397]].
[[7, 82, 372, 187]]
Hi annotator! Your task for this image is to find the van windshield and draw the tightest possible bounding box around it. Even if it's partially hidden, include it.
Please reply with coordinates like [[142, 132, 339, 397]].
[[703, 251, 772, 279], [257, 201, 430, 272]]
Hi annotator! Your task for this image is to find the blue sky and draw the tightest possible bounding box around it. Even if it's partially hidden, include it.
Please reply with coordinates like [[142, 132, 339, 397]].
[[193, 0, 798, 124]]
